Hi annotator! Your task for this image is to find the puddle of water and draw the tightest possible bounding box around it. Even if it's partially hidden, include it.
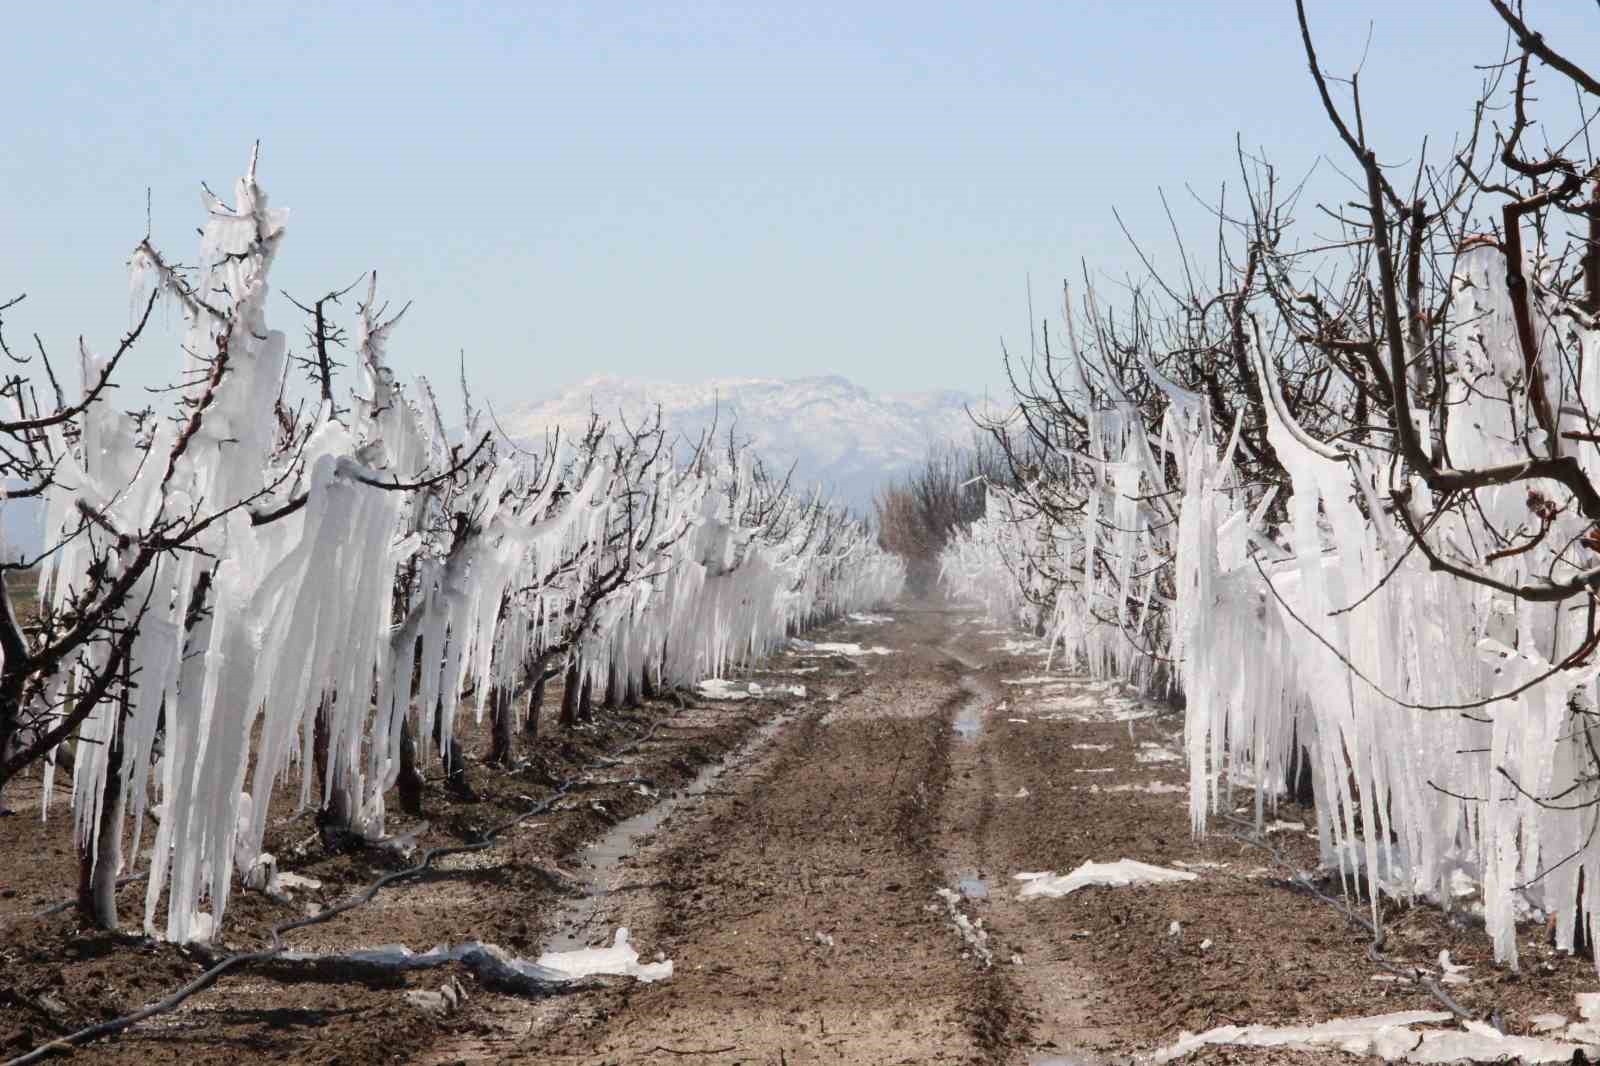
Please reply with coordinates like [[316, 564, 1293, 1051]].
[[542, 712, 795, 953], [957, 871, 989, 899], [953, 706, 983, 740], [952, 676, 990, 741]]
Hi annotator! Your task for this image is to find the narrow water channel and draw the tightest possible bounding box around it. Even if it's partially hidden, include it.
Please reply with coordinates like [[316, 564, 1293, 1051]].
[[541, 709, 798, 954]]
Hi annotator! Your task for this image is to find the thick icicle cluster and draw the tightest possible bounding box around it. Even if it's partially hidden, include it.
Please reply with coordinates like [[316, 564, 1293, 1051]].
[[14, 161, 902, 942], [942, 244, 1600, 970]]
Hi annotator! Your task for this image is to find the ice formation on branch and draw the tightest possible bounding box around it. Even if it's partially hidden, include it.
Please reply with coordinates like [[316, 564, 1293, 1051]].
[[941, 239, 1600, 970], [0, 157, 903, 942]]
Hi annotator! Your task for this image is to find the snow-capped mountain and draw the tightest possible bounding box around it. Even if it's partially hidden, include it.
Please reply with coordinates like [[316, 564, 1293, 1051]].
[[498, 374, 990, 514]]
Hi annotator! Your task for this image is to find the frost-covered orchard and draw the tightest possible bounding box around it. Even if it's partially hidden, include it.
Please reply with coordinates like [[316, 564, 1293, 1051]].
[[942, 4, 1600, 970], [0, 153, 903, 941]]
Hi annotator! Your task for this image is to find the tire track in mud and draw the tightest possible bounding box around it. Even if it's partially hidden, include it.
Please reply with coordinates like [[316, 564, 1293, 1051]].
[[498, 611, 1003, 1065], [933, 649, 1029, 1063]]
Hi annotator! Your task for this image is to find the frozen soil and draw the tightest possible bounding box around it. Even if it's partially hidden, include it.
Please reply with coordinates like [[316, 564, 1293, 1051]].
[[5, 605, 1600, 1064]]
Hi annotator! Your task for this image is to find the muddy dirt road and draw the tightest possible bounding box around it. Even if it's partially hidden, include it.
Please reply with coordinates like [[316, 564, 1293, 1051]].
[[6, 605, 1597, 1065]]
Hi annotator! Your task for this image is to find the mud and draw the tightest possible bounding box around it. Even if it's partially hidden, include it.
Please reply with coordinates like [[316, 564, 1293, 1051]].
[[5, 606, 1600, 1065]]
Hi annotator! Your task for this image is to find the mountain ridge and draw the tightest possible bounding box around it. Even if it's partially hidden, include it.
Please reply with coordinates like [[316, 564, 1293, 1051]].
[[499, 373, 992, 513]]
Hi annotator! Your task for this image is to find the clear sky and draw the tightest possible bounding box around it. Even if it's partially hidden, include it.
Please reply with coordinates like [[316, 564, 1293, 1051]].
[[3, 2, 1597, 408]]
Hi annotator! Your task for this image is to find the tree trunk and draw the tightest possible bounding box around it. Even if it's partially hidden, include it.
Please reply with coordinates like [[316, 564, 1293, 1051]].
[[1285, 722, 1315, 807], [77, 728, 125, 930], [397, 716, 425, 815], [488, 685, 515, 766], [313, 699, 356, 832], [602, 662, 620, 710], [442, 735, 473, 799], [559, 658, 581, 729], [431, 697, 476, 800], [1580, 869, 1595, 959], [525, 667, 547, 740], [578, 673, 594, 722]]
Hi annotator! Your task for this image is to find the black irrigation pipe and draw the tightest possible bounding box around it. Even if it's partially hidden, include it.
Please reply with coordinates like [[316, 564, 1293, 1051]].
[[3, 718, 668, 1066], [1223, 815, 1483, 1029]]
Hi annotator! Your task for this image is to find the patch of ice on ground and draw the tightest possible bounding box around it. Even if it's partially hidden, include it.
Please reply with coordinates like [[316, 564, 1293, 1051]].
[[1437, 950, 1471, 986], [1085, 781, 1187, 794], [1014, 859, 1197, 898], [273, 871, 323, 895], [1034, 694, 1157, 723], [1135, 745, 1181, 764], [1150, 1009, 1597, 1064], [934, 888, 993, 966], [1001, 675, 1064, 686], [1264, 820, 1305, 834], [405, 974, 469, 1015], [697, 678, 807, 700], [1073, 767, 1115, 774], [995, 639, 1049, 657], [1006, 717, 1029, 723], [789, 639, 893, 656], [847, 612, 893, 624], [186, 911, 216, 943], [1071, 743, 1112, 752], [280, 932, 672, 985], [536, 928, 673, 982]]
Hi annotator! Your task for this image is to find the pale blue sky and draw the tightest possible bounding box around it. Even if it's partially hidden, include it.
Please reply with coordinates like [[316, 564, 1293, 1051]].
[[3, 2, 1596, 406]]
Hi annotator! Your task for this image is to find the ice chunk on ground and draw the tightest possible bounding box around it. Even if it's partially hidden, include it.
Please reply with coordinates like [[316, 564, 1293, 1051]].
[[996, 639, 1048, 656], [697, 678, 806, 701], [1087, 781, 1187, 794], [1014, 859, 1198, 898], [1437, 950, 1471, 986], [847, 612, 892, 624], [934, 888, 993, 966], [186, 911, 216, 943], [1150, 1011, 1598, 1064], [535, 928, 672, 983], [405, 975, 469, 1015], [268, 870, 323, 899], [789, 639, 893, 656]]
